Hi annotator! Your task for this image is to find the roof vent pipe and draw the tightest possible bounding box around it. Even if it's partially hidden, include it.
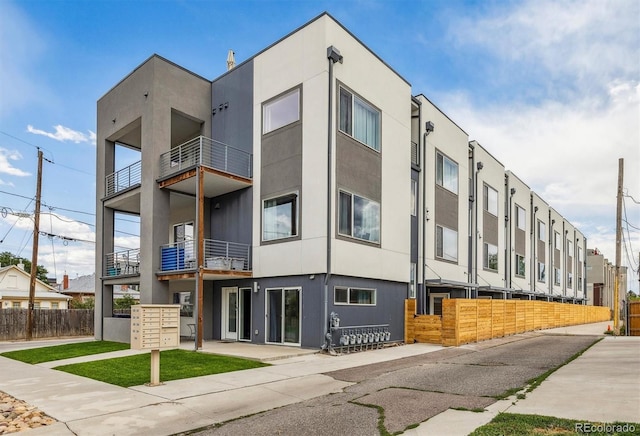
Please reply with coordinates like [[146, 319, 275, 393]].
[[226, 50, 235, 71]]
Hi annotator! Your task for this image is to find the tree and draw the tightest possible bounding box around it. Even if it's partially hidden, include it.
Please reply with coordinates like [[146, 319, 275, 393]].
[[114, 294, 137, 310], [70, 298, 94, 309], [0, 251, 49, 283]]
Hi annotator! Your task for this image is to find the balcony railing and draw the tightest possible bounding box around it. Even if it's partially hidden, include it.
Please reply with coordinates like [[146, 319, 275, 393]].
[[106, 248, 141, 277], [159, 239, 251, 273], [159, 136, 252, 180], [105, 161, 142, 197]]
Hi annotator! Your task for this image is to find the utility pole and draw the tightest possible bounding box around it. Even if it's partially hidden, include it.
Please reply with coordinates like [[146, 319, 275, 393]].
[[26, 149, 43, 341], [614, 158, 623, 333]]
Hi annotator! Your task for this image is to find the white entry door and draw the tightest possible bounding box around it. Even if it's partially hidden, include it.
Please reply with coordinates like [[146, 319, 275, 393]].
[[222, 287, 238, 341]]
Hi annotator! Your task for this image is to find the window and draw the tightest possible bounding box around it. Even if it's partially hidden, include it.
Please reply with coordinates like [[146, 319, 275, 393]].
[[33, 302, 40, 309], [409, 263, 416, 298], [339, 87, 380, 151], [516, 205, 526, 230], [12, 302, 20, 309], [436, 152, 458, 194], [429, 293, 449, 316], [411, 180, 417, 216], [173, 221, 194, 261], [483, 184, 498, 216], [538, 221, 546, 242], [554, 232, 561, 251], [51, 302, 59, 309], [516, 254, 526, 276], [567, 272, 573, 289], [538, 262, 546, 282], [484, 242, 498, 271], [263, 193, 298, 241], [567, 240, 573, 255], [436, 225, 458, 261], [334, 287, 376, 305], [554, 267, 561, 285], [578, 246, 583, 262], [339, 191, 380, 243], [173, 291, 193, 317], [263, 88, 300, 134]]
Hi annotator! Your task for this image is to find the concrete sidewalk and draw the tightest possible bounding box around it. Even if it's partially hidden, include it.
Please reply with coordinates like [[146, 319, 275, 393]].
[[1, 322, 638, 435]]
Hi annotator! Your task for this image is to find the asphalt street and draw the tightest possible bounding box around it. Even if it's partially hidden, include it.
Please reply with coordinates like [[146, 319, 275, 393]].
[[186, 334, 599, 435]]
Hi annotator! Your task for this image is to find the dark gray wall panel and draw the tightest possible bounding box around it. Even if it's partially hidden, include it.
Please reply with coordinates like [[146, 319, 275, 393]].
[[211, 60, 254, 153], [483, 211, 498, 245], [435, 186, 458, 230], [336, 134, 381, 201], [515, 229, 525, 254], [209, 188, 253, 245]]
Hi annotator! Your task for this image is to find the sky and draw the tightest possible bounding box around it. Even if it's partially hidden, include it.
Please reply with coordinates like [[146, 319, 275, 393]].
[[0, 0, 638, 294]]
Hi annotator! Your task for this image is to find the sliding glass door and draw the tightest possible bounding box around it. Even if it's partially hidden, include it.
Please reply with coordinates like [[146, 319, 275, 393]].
[[266, 287, 301, 345]]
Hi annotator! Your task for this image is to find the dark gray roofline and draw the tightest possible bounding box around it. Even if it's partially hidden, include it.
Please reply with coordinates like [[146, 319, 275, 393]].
[[98, 54, 211, 102], [212, 12, 411, 87], [414, 93, 468, 136]]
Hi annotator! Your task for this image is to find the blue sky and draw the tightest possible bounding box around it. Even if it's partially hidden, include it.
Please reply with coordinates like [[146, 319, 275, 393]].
[[1, 0, 638, 293]]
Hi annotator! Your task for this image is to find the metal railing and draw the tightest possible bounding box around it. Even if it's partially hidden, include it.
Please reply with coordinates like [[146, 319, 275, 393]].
[[159, 136, 252, 179], [105, 248, 141, 277], [159, 239, 251, 272], [105, 161, 142, 197]]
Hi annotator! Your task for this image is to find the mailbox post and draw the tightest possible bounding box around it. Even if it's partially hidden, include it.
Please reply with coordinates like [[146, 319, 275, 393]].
[[130, 304, 180, 386]]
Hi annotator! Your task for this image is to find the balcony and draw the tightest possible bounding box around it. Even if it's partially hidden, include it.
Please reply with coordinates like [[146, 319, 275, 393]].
[[158, 136, 252, 198], [105, 248, 141, 278], [106, 161, 142, 197], [158, 239, 251, 280]]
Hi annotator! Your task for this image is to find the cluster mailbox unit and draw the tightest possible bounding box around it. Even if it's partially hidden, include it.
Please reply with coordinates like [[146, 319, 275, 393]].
[[130, 304, 181, 385]]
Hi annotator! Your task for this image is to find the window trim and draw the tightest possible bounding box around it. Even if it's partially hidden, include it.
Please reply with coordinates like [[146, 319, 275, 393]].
[[515, 254, 526, 277], [262, 87, 301, 135], [483, 242, 498, 271], [516, 205, 526, 231], [537, 261, 546, 282], [338, 85, 381, 152], [338, 190, 380, 244], [483, 183, 498, 216], [334, 286, 377, 306], [436, 151, 459, 195], [436, 224, 458, 262], [262, 191, 299, 242]]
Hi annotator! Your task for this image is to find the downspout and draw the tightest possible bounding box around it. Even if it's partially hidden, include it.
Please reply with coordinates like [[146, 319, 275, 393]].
[[549, 215, 555, 299], [324, 46, 342, 346], [421, 114, 431, 314], [474, 158, 483, 298], [468, 144, 475, 297], [507, 185, 515, 290], [531, 200, 537, 296]]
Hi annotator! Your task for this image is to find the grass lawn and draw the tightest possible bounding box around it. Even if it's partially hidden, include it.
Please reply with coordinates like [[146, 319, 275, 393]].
[[0, 341, 129, 364], [470, 413, 640, 436], [54, 349, 269, 387]]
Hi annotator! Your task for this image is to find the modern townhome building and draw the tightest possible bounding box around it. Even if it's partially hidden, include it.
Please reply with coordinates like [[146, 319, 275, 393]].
[[96, 12, 588, 348], [586, 248, 627, 318]]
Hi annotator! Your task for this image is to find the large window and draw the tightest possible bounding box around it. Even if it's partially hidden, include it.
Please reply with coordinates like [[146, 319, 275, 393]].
[[483, 184, 498, 216], [538, 221, 546, 242], [339, 87, 380, 151], [567, 239, 573, 256], [484, 242, 498, 271], [516, 205, 526, 230], [436, 225, 458, 262], [554, 267, 561, 286], [578, 246, 583, 262], [334, 287, 376, 305], [409, 263, 416, 299], [263, 193, 298, 241], [567, 272, 573, 289], [339, 191, 380, 243], [538, 262, 546, 282], [436, 152, 458, 194], [516, 254, 526, 276], [263, 88, 300, 134], [554, 231, 561, 251]]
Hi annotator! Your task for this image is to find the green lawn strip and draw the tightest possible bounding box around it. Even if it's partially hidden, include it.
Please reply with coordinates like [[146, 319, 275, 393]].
[[54, 349, 269, 387], [469, 413, 640, 436], [0, 341, 129, 364]]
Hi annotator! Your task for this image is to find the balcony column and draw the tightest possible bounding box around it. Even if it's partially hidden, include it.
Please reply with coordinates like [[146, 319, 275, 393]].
[[195, 166, 205, 349]]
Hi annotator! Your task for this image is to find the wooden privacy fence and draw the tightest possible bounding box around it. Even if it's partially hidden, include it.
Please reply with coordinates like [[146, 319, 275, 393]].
[[405, 299, 611, 347], [629, 301, 640, 336], [0, 309, 94, 341]]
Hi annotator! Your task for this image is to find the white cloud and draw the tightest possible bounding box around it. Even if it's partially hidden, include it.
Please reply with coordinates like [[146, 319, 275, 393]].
[[27, 124, 96, 145], [0, 148, 30, 177]]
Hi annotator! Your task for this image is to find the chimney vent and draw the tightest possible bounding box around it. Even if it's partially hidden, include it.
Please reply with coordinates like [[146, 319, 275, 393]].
[[227, 50, 235, 71]]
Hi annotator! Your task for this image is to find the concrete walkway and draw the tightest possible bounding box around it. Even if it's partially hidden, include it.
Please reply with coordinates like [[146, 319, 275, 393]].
[[1, 321, 638, 435]]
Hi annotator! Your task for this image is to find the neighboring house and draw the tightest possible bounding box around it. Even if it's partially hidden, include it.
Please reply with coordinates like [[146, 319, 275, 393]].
[[586, 248, 627, 319], [95, 12, 588, 348], [0, 264, 71, 309], [61, 273, 140, 304]]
